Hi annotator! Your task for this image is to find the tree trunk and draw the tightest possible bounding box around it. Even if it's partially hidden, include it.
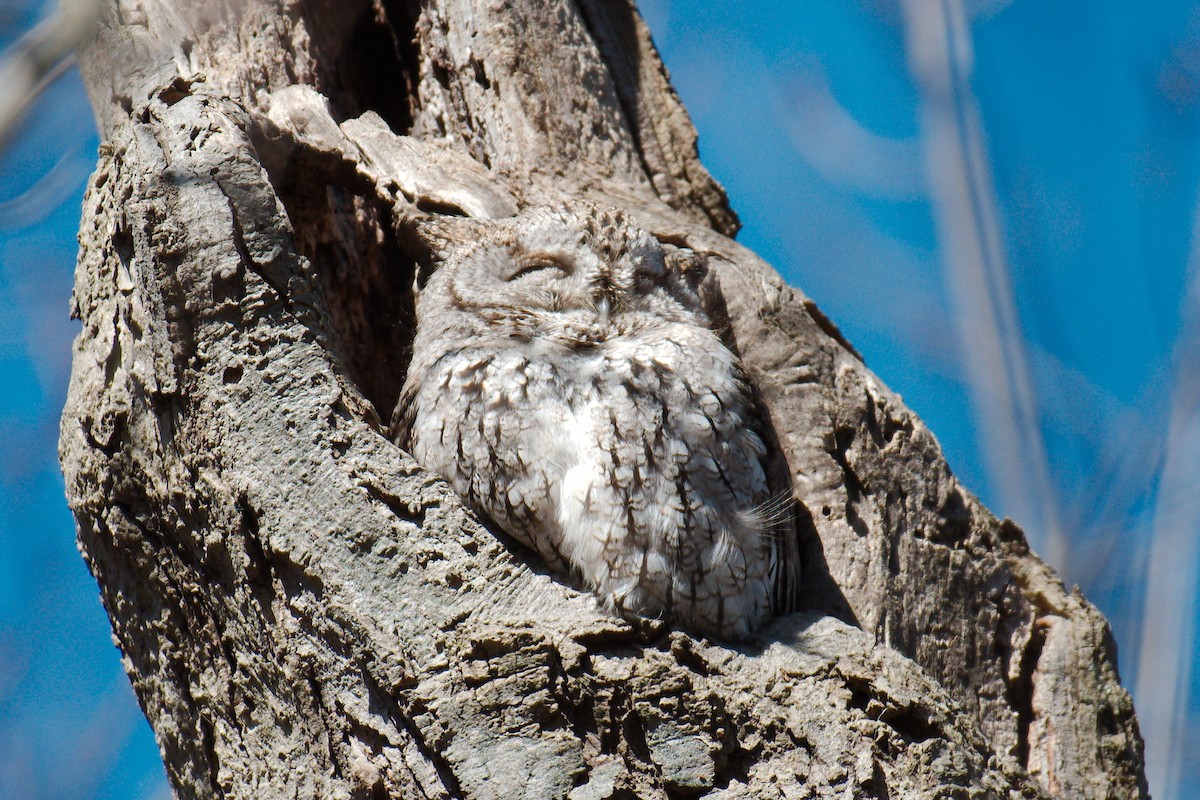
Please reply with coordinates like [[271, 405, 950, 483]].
[[59, 1, 1147, 798]]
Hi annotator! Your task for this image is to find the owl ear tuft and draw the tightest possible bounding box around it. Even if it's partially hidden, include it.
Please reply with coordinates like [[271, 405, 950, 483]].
[[408, 216, 488, 288]]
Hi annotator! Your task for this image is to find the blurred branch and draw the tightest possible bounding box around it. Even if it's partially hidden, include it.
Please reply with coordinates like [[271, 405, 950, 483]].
[[0, 0, 102, 152], [776, 67, 925, 200], [1135, 202, 1200, 800], [899, 0, 1068, 571], [0, 141, 91, 226]]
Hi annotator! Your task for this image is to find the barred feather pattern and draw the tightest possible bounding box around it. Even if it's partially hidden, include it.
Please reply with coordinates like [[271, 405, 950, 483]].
[[395, 206, 797, 639]]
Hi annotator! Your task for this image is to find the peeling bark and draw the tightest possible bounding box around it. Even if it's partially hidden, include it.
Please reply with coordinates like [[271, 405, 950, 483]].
[[61, 1, 1146, 798]]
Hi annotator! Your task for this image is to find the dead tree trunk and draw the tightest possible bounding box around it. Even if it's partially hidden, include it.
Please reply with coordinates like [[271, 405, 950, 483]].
[[59, 1, 1147, 797]]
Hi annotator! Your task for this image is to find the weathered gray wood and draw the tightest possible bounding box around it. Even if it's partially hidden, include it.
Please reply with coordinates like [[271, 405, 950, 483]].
[[61, 1, 1146, 798]]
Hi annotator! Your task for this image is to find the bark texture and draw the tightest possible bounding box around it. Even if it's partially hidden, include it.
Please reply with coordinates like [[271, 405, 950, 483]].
[[60, 1, 1146, 798]]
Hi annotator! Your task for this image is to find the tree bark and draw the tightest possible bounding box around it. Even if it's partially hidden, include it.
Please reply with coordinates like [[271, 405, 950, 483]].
[[60, 1, 1147, 798]]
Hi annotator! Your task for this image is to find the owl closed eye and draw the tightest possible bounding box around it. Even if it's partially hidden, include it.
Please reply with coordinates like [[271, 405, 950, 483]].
[[503, 252, 572, 282]]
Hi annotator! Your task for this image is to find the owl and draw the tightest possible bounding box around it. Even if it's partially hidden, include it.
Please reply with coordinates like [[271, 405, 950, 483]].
[[393, 205, 798, 639]]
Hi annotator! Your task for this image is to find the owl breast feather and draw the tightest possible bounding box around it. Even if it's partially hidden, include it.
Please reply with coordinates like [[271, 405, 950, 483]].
[[410, 321, 779, 638]]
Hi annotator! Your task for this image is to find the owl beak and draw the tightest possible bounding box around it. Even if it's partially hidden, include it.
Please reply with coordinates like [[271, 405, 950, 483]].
[[596, 295, 611, 326]]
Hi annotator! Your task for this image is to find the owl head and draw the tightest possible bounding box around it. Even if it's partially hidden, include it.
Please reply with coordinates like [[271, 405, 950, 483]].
[[415, 205, 709, 347]]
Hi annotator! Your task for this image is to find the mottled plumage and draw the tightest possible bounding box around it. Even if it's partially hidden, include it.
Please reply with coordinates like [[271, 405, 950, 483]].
[[395, 206, 797, 638]]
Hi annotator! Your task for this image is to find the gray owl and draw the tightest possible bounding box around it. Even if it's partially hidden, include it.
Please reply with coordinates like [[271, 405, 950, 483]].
[[394, 205, 797, 639]]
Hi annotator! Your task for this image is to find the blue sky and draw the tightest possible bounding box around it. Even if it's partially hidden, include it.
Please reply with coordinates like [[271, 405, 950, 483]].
[[2, 0, 1197, 797]]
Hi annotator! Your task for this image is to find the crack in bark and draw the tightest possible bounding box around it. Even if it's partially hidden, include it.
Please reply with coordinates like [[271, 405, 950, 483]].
[[1013, 618, 1049, 769]]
